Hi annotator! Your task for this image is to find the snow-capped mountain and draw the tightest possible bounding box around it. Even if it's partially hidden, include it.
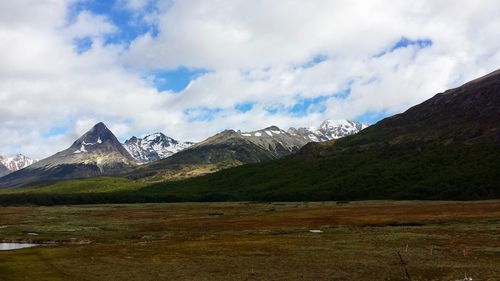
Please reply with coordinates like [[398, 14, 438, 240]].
[[0, 122, 137, 188], [123, 133, 193, 163], [288, 119, 368, 142], [183, 125, 308, 163], [238, 126, 308, 157], [131, 125, 309, 181], [0, 154, 37, 176], [133, 122, 364, 181]]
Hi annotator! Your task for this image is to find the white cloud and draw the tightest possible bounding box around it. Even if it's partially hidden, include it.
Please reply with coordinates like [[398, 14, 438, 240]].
[[1, 0, 500, 159], [65, 10, 117, 38]]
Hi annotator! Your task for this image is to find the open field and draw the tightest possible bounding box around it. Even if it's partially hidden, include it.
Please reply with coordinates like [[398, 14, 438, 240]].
[[1, 200, 500, 280]]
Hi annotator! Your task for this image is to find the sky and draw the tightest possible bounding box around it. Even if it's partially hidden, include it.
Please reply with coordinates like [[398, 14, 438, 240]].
[[1, 0, 500, 159]]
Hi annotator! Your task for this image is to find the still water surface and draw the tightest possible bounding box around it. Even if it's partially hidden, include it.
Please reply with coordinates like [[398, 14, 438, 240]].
[[0, 243, 38, 251]]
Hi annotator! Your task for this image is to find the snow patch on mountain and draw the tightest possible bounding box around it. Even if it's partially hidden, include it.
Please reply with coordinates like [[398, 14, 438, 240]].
[[73, 145, 88, 154], [238, 126, 309, 157], [0, 154, 37, 173]]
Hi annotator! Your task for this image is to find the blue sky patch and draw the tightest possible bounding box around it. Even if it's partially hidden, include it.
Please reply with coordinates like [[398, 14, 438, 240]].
[[356, 110, 390, 125], [331, 86, 351, 99], [184, 107, 223, 122], [375, 36, 433, 57], [43, 126, 69, 138], [289, 96, 328, 116], [265, 87, 352, 117], [73, 37, 93, 53], [151, 67, 209, 93], [265, 104, 285, 115], [392, 37, 433, 50], [234, 102, 255, 113], [301, 54, 329, 68], [68, 0, 159, 47], [290, 88, 351, 116]]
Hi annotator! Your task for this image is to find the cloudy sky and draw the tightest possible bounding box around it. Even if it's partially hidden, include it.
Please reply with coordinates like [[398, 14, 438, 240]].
[[1, 0, 500, 159]]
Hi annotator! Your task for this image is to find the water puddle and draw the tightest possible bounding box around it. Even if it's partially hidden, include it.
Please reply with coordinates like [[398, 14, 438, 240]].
[[0, 243, 38, 251]]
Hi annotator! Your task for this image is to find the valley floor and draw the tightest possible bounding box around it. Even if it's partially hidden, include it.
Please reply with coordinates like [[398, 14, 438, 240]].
[[0, 201, 499, 280]]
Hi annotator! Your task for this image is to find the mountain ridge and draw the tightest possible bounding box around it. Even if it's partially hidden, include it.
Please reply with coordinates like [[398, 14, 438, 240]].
[[137, 68, 500, 201], [0, 119, 367, 187], [127, 125, 309, 182], [288, 120, 367, 142]]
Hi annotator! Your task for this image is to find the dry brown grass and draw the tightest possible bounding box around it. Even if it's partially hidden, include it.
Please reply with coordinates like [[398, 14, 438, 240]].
[[1, 201, 499, 280]]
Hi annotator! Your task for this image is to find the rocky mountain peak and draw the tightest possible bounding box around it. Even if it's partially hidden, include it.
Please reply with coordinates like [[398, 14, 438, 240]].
[[0, 123, 136, 188], [290, 119, 367, 142], [320, 119, 354, 129], [264, 125, 281, 131], [123, 132, 192, 163], [72, 122, 115, 148], [0, 153, 37, 175]]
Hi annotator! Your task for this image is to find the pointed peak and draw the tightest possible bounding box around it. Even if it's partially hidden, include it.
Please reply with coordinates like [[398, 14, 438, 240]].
[[264, 125, 281, 131], [194, 129, 238, 146], [84, 122, 113, 138], [127, 136, 139, 142], [144, 132, 167, 140], [219, 129, 238, 135], [205, 129, 239, 140], [91, 122, 108, 131], [320, 119, 351, 127], [12, 154, 28, 160], [71, 122, 119, 150]]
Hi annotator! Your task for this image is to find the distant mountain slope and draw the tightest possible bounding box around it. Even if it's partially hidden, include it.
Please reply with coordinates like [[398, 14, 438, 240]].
[[238, 126, 309, 157], [0, 163, 9, 177], [123, 133, 193, 163], [289, 120, 367, 142], [128, 126, 308, 181], [339, 70, 500, 147], [0, 123, 136, 188], [140, 69, 500, 201], [0, 154, 37, 172]]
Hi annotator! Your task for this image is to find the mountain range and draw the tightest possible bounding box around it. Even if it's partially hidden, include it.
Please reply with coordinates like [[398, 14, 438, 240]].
[[0, 154, 37, 177], [122, 120, 365, 164], [127, 120, 366, 182], [128, 125, 310, 181], [142, 69, 499, 201], [0, 119, 365, 187], [0, 69, 498, 203]]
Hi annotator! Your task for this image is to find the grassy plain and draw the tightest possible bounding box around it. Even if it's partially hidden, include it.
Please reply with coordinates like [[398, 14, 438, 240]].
[[0, 177, 145, 195], [0, 200, 499, 280]]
